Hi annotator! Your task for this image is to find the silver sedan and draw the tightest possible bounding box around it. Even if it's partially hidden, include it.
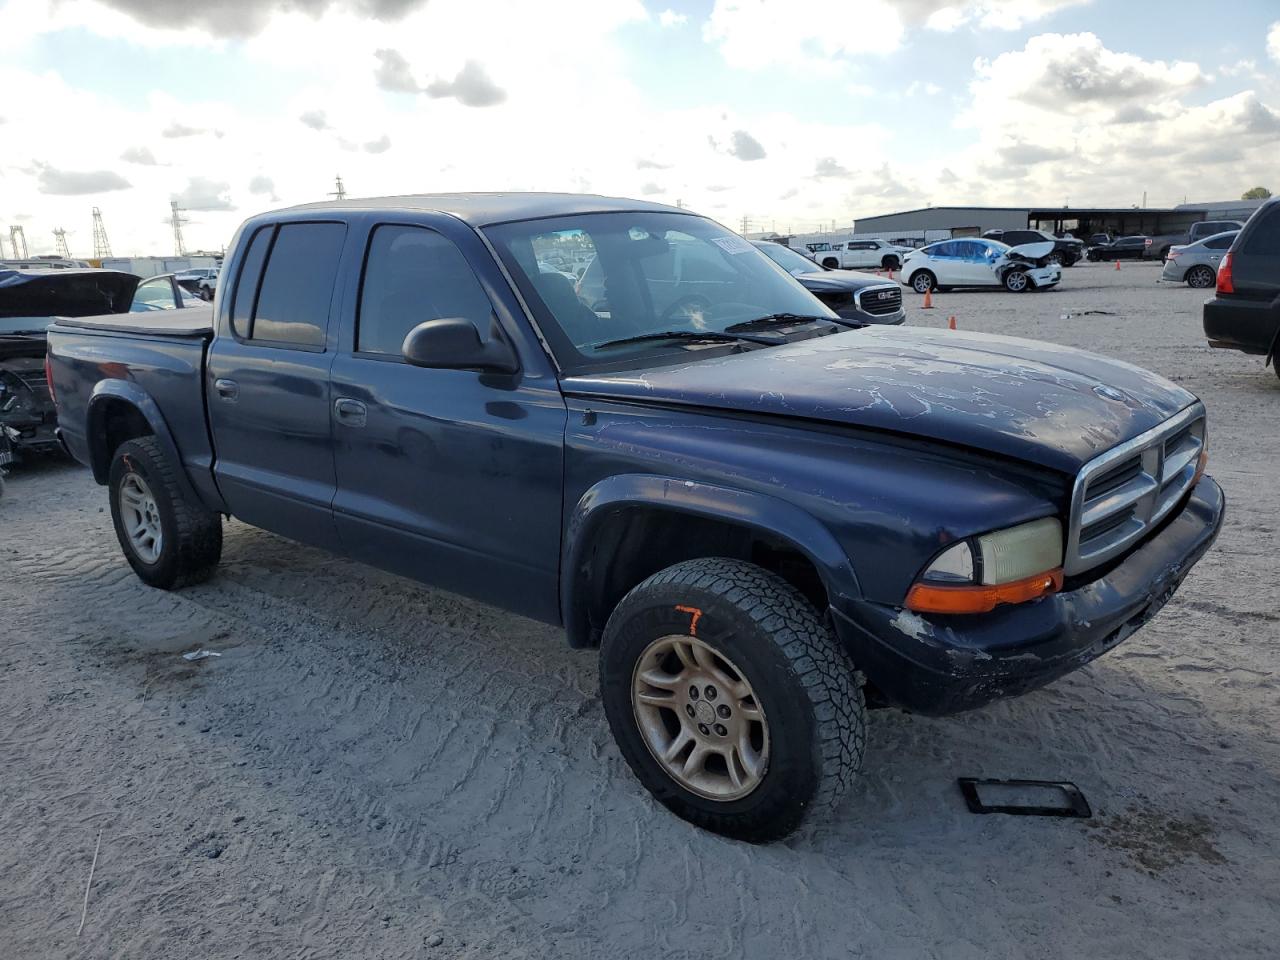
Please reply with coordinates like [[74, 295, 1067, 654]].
[[1161, 231, 1237, 288]]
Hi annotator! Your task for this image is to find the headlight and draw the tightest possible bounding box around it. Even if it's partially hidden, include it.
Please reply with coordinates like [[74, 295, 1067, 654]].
[[907, 517, 1064, 614]]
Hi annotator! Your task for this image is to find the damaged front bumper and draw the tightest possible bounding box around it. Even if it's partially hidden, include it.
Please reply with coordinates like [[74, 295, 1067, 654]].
[[830, 475, 1225, 716]]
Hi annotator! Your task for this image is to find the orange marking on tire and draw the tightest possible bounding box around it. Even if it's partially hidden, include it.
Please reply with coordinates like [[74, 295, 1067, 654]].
[[675, 605, 703, 636]]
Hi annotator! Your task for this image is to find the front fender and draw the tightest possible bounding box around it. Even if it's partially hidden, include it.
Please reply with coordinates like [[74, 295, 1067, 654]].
[[561, 473, 861, 646], [86, 380, 208, 508]]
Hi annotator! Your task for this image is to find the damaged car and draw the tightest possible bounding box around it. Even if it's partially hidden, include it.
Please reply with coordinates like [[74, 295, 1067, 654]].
[[0, 268, 142, 469], [901, 237, 1061, 294]]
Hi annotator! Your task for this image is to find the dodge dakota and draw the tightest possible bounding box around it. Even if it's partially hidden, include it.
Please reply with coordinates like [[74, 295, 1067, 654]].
[[47, 194, 1224, 841]]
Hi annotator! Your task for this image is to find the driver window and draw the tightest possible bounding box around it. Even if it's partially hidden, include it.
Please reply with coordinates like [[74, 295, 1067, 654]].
[[357, 225, 494, 357]]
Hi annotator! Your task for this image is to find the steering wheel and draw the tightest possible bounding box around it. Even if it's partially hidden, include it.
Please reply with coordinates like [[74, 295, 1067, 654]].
[[660, 293, 713, 323]]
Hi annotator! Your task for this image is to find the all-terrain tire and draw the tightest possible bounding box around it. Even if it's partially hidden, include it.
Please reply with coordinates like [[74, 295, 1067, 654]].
[[108, 436, 222, 590], [599, 557, 866, 842]]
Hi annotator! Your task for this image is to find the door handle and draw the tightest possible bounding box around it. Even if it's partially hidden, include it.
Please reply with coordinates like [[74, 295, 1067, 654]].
[[334, 397, 367, 427], [214, 378, 238, 400], [1210, 255, 1220, 260]]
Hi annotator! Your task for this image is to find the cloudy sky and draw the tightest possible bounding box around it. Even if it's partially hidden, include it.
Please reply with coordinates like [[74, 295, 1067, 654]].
[[1, 0, 1278, 256]]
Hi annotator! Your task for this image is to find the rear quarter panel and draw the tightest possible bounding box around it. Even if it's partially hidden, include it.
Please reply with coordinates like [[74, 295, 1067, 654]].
[[49, 326, 221, 507]]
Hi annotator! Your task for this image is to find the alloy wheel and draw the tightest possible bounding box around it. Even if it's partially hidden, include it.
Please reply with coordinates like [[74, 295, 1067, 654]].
[[631, 634, 769, 801], [118, 472, 163, 563]]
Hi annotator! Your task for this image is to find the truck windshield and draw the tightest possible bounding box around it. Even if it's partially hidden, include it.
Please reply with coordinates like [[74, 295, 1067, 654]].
[[486, 212, 834, 372]]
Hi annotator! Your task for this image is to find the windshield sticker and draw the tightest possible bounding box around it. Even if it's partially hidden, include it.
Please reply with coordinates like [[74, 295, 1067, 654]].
[[710, 236, 754, 255]]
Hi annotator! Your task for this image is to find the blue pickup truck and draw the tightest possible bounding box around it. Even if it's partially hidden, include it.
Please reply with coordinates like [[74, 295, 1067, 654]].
[[47, 194, 1224, 841]]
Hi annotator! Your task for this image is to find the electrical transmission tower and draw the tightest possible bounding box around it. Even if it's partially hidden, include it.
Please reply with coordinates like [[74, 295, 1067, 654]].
[[9, 226, 28, 259], [53, 228, 72, 259], [739, 215, 753, 237], [169, 201, 188, 257], [91, 207, 112, 258], [329, 174, 347, 201]]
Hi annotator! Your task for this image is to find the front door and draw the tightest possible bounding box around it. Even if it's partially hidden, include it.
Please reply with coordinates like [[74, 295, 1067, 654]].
[[329, 219, 567, 622], [206, 220, 348, 550]]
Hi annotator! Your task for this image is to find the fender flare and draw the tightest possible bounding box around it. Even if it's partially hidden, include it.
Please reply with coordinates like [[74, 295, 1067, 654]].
[[85, 379, 205, 508], [560, 474, 862, 647]]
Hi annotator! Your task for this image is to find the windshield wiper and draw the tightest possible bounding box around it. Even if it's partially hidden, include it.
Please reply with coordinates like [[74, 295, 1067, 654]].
[[726, 312, 864, 331], [593, 329, 784, 351]]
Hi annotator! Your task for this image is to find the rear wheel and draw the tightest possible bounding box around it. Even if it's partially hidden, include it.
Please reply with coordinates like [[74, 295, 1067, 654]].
[[1186, 265, 1215, 288], [1003, 270, 1030, 292], [108, 436, 222, 589], [910, 270, 936, 294], [821, 257, 839, 269], [600, 558, 865, 842]]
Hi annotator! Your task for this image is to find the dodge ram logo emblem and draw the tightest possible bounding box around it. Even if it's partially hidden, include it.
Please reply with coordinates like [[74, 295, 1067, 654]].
[[1094, 385, 1127, 402]]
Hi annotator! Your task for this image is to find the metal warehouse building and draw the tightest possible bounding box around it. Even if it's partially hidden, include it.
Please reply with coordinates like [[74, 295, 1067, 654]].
[[853, 200, 1265, 244]]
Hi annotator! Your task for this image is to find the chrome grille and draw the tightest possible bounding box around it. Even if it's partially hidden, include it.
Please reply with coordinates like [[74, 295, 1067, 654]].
[[1064, 404, 1205, 575], [854, 285, 903, 317]]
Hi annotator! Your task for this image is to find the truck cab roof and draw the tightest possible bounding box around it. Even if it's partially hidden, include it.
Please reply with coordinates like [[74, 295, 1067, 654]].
[[275, 192, 688, 228]]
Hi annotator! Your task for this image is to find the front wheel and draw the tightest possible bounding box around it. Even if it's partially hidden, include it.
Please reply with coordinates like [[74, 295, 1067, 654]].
[[600, 558, 865, 842], [881, 255, 901, 271], [821, 258, 839, 269], [109, 436, 222, 589], [1003, 270, 1030, 292]]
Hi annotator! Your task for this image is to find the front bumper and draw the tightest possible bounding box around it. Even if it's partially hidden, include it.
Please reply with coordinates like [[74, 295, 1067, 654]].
[[1028, 265, 1061, 287], [830, 476, 1225, 716]]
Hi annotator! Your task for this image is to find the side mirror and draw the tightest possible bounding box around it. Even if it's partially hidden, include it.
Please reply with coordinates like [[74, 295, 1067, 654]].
[[401, 317, 518, 374]]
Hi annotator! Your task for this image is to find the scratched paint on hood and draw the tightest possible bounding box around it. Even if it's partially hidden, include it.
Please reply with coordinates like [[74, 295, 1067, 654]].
[[562, 326, 1195, 474]]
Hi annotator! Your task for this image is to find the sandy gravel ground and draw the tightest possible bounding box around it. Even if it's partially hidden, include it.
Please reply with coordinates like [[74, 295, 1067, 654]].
[[1, 260, 1277, 959]]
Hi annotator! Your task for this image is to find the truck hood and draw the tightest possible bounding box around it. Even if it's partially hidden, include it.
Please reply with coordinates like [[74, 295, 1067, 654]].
[[795, 269, 894, 292], [562, 327, 1196, 474]]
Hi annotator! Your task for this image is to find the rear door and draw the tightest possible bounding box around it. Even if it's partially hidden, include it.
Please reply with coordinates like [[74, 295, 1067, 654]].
[[206, 219, 348, 550], [1233, 203, 1280, 303], [328, 215, 567, 622]]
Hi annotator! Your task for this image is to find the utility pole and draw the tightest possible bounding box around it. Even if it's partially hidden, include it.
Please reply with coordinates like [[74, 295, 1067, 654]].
[[169, 200, 188, 257], [92, 207, 113, 258], [9, 226, 28, 259], [329, 174, 347, 201], [53, 228, 71, 259], [740, 215, 752, 236]]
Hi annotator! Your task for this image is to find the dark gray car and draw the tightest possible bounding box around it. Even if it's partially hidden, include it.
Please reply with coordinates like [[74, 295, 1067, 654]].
[[1162, 231, 1237, 288], [752, 241, 904, 324]]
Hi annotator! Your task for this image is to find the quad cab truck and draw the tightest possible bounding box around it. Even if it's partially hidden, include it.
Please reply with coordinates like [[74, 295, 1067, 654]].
[[48, 194, 1225, 841]]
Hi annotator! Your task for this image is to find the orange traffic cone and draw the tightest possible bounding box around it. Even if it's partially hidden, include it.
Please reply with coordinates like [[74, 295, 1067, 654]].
[[948, 315, 957, 330], [1114, 259, 1121, 271], [922, 289, 934, 309]]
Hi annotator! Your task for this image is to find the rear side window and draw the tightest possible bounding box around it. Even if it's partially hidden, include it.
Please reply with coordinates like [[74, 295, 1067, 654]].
[[230, 226, 272, 338], [357, 225, 494, 357], [1204, 234, 1234, 250], [252, 222, 347, 347], [1241, 206, 1280, 256]]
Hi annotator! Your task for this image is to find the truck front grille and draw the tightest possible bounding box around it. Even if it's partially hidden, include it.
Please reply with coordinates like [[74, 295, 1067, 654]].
[[1064, 404, 1205, 575], [854, 285, 903, 317]]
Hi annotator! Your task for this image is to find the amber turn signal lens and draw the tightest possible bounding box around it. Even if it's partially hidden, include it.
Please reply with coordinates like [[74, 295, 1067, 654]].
[[905, 568, 1064, 615], [1193, 447, 1208, 485]]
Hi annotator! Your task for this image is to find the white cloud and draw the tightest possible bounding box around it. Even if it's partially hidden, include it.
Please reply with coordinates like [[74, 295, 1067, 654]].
[[120, 146, 158, 165], [905, 80, 941, 96], [424, 60, 506, 107], [37, 165, 131, 195], [658, 9, 687, 27], [704, 0, 1090, 69], [1268, 21, 1280, 63], [173, 177, 235, 211]]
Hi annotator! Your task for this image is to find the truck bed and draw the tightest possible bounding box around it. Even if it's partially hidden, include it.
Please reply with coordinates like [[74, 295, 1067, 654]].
[[52, 304, 214, 338]]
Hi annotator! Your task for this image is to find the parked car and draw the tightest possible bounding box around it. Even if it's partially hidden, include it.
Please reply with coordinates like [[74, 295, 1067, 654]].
[[1161, 231, 1238, 288], [131, 273, 205, 311], [175, 267, 219, 300], [805, 238, 914, 272], [0, 268, 140, 469], [983, 229, 1084, 267], [1146, 220, 1245, 261], [1087, 235, 1150, 261], [1202, 198, 1280, 376], [752, 241, 904, 324], [48, 193, 1223, 842], [901, 237, 1061, 293]]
